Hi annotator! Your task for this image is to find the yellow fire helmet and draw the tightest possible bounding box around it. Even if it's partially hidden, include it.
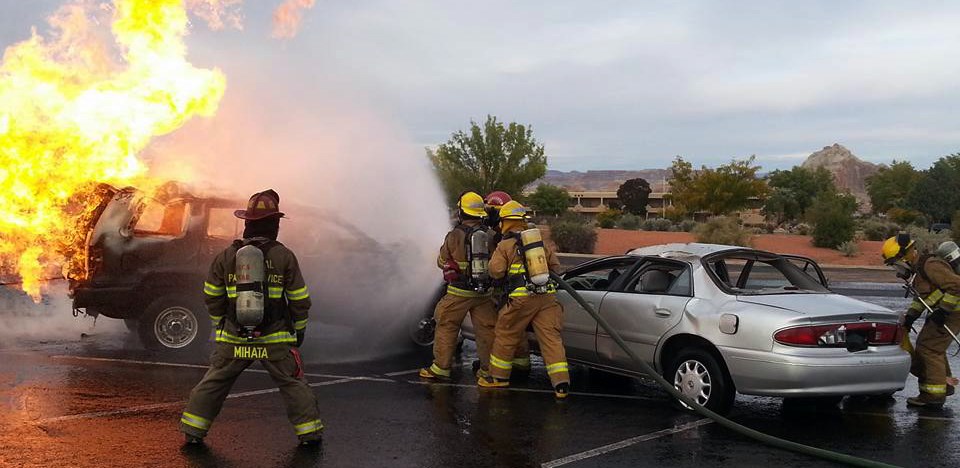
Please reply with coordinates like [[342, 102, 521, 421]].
[[499, 200, 528, 220], [458, 191, 487, 218], [881, 233, 915, 265]]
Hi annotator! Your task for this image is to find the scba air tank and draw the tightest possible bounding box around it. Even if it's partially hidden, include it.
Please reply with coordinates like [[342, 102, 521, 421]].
[[235, 245, 265, 333], [520, 228, 549, 286], [936, 241, 960, 274], [470, 229, 490, 281]]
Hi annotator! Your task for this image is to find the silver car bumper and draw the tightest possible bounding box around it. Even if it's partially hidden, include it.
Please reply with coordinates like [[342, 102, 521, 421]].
[[720, 345, 911, 397]]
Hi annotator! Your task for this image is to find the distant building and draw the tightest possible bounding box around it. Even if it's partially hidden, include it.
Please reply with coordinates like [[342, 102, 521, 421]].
[[527, 189, 765, 225]]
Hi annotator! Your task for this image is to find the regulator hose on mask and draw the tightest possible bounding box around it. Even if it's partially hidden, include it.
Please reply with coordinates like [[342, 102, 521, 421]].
[[550, 272, 897, 468]]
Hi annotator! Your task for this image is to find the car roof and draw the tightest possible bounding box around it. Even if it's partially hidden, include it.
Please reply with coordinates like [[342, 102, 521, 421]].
[[627, 243, 744, 260]]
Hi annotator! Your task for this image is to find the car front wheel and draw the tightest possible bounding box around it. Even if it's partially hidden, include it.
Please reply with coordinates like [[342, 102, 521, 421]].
[[666, 347, 735, 415], [138, 295, 208, 352]]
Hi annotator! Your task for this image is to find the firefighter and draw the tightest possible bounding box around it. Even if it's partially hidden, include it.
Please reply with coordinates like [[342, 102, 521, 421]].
[[883, 234, 960, 408], [180, 189, 322, 445], [478, 201, 570, 399], [484, 191, 532, 377], [419, 192, 498, 380]]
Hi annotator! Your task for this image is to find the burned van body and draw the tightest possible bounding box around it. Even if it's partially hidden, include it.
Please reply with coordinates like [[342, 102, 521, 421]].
[[68, 182, 429, 354], [69, 183, 240, 351]]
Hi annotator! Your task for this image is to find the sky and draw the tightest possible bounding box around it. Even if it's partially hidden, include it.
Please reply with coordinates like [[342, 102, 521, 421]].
[[2, 0, 959, 172]]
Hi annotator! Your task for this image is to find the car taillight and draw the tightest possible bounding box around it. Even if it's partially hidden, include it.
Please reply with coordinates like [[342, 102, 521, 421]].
[[774, 322, 901, 347]]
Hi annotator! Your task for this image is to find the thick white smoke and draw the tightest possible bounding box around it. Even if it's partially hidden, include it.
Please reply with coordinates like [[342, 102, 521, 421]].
[[147, 69, 449, 363]]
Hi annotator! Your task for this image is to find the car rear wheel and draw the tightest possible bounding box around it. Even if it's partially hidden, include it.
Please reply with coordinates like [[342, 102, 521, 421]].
[[666, 347, 735, 415], [138, 295, 208, 352]]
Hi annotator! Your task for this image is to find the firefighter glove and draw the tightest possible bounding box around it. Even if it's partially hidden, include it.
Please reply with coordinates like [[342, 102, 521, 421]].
[[903, 313, 919, 331], [296, 330, 305, 347], [929, 308, 948, 327]]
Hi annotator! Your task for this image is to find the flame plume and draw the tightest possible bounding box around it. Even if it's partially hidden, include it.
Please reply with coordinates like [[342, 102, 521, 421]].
[[0, 0, 227, 299]]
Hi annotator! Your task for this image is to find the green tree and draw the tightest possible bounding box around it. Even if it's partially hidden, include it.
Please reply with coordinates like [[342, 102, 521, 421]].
[[763, 166, 835, 223], [808, 191, 858, 248], [669, 156, 767, 215], [526, 183, 569, 217], [616, 178, 652, 215], [907, 154, 960, 222], [866, 160, 921, 214], [428, 115, 547, 205]]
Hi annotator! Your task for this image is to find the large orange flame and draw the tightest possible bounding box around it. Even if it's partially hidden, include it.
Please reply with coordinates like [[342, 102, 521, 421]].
[[0, 0, 226, 299]]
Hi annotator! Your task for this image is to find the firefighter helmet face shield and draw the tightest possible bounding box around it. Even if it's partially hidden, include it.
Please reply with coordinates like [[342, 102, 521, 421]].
[[499, 201, 527, 220], [458, 192, 487, 218]]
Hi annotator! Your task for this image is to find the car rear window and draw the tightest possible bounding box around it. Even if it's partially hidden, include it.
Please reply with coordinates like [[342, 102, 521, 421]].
[[705, 254, 828, 295]]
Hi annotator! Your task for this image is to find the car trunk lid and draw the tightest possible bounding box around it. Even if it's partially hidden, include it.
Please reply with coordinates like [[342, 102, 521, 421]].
[[737, 293, 896, 322]]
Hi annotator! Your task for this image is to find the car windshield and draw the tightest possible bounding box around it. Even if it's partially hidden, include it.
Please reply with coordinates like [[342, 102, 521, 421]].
[[705, 252, 829, 295]]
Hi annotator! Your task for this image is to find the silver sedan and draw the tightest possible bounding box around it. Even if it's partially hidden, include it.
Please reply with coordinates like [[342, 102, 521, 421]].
[[468, 243, 911, 414]]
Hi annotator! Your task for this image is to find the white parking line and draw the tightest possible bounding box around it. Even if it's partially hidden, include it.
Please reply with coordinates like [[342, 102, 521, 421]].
[[384, 361, 472, 377], [405, 380, 661, 401], [385, 368, 422, 377], [540, 419, 713, 468], [35, 376, 370, 425], [49, 355, 393, 382]]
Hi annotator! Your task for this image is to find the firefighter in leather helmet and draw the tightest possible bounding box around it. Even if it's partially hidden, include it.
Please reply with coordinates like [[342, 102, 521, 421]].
[[419, 192, 498, 380], [479, 201, 570, 399], [180, 189, 322, 445], [883, 233, 960, 408], [484, 191, 532, 377]]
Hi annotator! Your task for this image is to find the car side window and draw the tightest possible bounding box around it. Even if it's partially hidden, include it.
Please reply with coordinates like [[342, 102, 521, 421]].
[[133, 200, 188, 237], [207, 208, 242, 240], [627, 262, 692, 297], [563, 258, 637, 291]]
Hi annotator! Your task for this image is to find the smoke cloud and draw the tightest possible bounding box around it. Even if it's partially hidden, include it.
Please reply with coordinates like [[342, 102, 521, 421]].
[[146, 60, 449, 363], [271, 0, 315, 39]]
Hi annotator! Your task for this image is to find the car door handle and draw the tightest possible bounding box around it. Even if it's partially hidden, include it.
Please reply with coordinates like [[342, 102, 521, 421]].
[[654, 308, 672, 317]]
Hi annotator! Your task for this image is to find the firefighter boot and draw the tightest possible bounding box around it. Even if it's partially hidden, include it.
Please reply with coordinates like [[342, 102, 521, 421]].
[[419, 364, 452, 381], [907, 393, 946, 408], [554, 382, 570, 400], [299, 433, 323, 446], [184, 434, 204, 445], [477, 374, 510, 388]]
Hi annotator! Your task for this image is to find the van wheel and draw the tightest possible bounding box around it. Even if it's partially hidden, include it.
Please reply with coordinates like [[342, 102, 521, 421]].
[[138, 295, 208, 352], [665, 347, 735, 415]]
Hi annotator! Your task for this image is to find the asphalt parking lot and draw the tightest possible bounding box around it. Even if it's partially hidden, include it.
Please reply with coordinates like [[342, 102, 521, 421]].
[[0, 287, 958, 467]]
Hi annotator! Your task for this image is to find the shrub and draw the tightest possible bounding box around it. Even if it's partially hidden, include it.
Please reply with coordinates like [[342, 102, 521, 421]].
[[887, 207, 927, 227], [550, 222, 597, 254], [793, 223, 812, 235], [809, 192, 857, 248], [905, 225, 952, 254], [596, 209, 621, 229], [837, 240, 859, 257], [860, 219, 901, 242], [641, 218, 673, 231], [618, 213, 641, 230], [663, 205, 686, 222], [678, 220, 698, 232], [694, 216, 751, 246], [952, 210, 960, 245]]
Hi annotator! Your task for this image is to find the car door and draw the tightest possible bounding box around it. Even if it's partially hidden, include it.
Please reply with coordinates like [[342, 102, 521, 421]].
[[596, 258, 693, 371], [557, 256, 642, 362]]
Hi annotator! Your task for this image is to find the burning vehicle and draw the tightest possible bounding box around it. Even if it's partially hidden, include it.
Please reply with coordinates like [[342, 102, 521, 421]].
[[67, 182, 241, 351], [67, 181, 420, 353]]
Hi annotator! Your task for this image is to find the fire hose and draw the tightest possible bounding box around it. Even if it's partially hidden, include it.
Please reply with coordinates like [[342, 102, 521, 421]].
[[902, 276, 960, 357], [551, 272, 898, 468]]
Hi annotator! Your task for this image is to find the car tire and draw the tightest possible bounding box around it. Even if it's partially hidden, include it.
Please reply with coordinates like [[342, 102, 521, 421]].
[[138, 295, 209, 353], [665, 347, 735, 415]]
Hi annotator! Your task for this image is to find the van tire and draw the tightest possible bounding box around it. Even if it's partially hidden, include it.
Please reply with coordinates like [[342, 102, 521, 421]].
[[138, 295, 209, 353]]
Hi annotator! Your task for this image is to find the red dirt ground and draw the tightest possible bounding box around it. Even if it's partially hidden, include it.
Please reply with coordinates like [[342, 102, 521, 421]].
[[591, 229, 885, 267]]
